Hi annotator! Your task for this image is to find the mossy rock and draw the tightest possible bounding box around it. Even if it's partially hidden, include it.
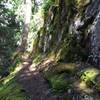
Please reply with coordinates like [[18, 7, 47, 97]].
[[80, 68, 100, 82], [53, 63, 79, 73], [43, 63, 78, 79], [79, 68, 100, 92]]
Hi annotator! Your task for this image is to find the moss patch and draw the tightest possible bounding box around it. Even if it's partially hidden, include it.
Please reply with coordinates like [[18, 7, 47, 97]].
[[0, 62, 28, 100], [76, 0, 90, 9], [80, 68, 100, 82], [78, 68, 100, 93], [50, 74, 72, 92], [43, 70, 72, 92], [54, 63, 78, 73], [0, 78, 28, 100]]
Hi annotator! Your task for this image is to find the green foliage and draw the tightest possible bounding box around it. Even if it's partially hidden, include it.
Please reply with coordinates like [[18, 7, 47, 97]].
[[80, 68, 100, 92], [0, 78, 27, 100], [80, 68, 99, 82], [59, 34, 78, 61], [44, 71, 72, 92], [95, 83, 100, 91], [43, 70, 55, 81], [0, 27, 20, 75], [0, 60, 28, 100], [42, 0, 55, 15], [76, 0, 90, 8], [8, 56, 22, 73], [0, 0, 22, 75], [50, 74, 72, 92], [65, 0, 75, 7]]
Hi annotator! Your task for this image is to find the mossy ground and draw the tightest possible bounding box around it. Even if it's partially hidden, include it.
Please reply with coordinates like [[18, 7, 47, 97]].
[[43, 63, 100, 94], [80, 68, 100, 92], [0, 79, 28, 100], [43, 63, 76, 92], [0, 61, 28, 100]]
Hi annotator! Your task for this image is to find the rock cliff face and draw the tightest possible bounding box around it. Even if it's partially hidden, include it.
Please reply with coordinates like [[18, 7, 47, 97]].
[[35, 0, 100, 65]]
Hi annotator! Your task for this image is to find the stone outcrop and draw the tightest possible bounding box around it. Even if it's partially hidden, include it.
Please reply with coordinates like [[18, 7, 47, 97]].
[[34, 0, 100, 65]]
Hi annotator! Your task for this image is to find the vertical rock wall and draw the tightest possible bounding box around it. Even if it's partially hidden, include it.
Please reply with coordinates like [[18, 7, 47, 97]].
[[35, 0, 100, 65]]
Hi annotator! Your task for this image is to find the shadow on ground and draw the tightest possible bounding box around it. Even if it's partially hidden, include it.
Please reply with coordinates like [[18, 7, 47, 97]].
[[15, 59, 60, 100]]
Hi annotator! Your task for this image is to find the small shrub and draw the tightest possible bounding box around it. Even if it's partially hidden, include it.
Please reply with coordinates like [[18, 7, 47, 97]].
[[80, 68, 99, 82], [49, 74, 72, 92]]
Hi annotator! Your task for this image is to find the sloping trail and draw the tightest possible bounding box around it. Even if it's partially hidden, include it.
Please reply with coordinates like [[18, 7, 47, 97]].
[[15, 58, 100, 100], [15, 58, 58, 100]]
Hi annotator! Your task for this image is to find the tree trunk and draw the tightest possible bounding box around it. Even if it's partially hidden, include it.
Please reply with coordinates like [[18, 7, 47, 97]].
[[20, 0, 32, 52]]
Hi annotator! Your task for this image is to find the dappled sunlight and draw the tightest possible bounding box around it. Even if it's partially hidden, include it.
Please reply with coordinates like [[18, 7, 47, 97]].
[[51, 63, 78, 73], [42, 58, 55, 66], [29, 64, 37, 72], [15, 60, 40, 81], [3, 75, 14, 85], [80, 68, 100, 82], [0, 62, 28, 100], [21, 52, 30, 60], [23, 61, 30, 65], [0, 0, 100, 99], [3, 63, 22, 84], [46, 52, 57, 61], [78, 81, 87, 89], [12, 64, 23, 74], [73, 67, 100, 94], [76, 81, 94, 93]]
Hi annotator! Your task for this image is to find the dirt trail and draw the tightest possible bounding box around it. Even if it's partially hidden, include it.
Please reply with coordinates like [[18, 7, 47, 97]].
[[15, 58, 100, 100], [16, 59, 59, 100]]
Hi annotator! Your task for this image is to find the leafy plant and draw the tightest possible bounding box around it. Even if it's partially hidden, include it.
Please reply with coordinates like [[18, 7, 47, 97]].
[[50, 74, 72, 92], [42, 0, 55, 15], [80, 68, 99, 82], [44, 71, 72, 92]]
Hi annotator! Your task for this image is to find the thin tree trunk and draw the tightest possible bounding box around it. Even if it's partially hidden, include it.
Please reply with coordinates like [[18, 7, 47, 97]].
[[20, 0, 32, 52]]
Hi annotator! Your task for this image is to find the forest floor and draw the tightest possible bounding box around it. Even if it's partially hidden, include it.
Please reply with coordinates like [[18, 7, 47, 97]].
[[16, 58, 60, 100], [15, 57, 100, 100]]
